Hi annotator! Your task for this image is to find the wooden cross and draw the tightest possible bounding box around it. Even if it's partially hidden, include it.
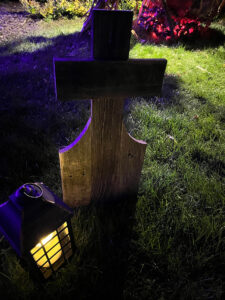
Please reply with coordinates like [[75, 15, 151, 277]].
[[54, 10, 167, 207]]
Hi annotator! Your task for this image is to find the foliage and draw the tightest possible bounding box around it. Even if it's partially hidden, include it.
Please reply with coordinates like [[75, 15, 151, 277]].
[[135, 0, 224, 43], [166, 0, 223, 20], [119, 0, 142, 12], [19, 0, 92, 19], [20, 0, 142, 20], [137, 5, 207, 43]]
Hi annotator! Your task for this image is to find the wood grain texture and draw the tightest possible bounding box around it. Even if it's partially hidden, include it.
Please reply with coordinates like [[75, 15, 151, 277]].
[[59, 118, 92, 207], [59, 98, 147, 206], [54, 58, 167, 100]]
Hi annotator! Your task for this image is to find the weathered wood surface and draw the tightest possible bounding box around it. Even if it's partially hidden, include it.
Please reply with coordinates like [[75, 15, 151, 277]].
[[54, 59, 167, 100], [91, 9, 133, 60], [59, 98, 147, 206]]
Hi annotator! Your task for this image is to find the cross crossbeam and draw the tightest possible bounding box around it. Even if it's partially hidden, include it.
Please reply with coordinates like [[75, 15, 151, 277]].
[[54, 59, 167, 100]]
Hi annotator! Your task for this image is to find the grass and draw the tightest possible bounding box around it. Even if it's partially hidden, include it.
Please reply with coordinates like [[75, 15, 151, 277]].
[[1, 17, 84, 54], [0, 10, 225, 300], [125, 29, 225, 299]]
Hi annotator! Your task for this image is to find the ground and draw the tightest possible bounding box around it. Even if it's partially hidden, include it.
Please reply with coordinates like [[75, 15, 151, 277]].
[[0, 1, 40, 44]]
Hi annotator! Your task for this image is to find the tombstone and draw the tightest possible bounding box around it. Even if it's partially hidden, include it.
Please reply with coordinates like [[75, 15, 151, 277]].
[[54, 9, 167, 208]]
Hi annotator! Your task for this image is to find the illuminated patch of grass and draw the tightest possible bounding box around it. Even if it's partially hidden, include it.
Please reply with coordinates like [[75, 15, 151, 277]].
[[35, 18, 84, 38], [9, 41, 53, 54], [1, 17, 84, 55], [129, 43, 225, 106]]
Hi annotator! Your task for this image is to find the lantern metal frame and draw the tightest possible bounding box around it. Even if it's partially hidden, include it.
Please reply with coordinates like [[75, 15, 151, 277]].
[[0, 182, 75, 281]]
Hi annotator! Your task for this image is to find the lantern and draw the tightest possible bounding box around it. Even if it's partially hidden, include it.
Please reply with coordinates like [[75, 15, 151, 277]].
[[0, 182, 75, 280]]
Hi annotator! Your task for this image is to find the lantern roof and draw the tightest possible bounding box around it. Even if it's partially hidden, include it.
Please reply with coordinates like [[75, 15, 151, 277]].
[[0, 183, 73, 257]]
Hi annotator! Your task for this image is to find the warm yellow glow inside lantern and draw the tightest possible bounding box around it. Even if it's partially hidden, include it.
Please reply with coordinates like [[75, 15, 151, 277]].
[[30, 222, 69, 269]]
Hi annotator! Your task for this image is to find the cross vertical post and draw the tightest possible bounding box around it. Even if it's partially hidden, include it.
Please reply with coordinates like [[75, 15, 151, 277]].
[[54, 9, 167, 207]]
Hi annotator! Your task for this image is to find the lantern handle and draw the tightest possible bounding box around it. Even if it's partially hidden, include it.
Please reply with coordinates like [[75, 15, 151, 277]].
[[22, 183, 43, 199]]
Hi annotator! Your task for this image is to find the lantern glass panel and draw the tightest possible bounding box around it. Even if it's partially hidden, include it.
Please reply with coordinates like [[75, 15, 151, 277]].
[[30, 221, 73, 279]]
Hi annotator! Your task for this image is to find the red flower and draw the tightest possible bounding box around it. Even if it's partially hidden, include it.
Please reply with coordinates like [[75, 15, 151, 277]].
[[151, 32, 158, 40], [157, 25, 163, 33]]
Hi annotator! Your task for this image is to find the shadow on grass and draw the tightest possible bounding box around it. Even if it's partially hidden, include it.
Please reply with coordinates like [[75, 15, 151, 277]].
[[179, 27, 225, 50], [0, 30, 142, 299], [0, 31, 91, 203], [70, 200, 139, 300]]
